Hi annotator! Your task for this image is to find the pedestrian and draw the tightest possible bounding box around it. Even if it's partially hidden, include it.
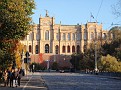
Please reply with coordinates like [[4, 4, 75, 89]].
[[7, 69, 10, 86], [17, 69, 22, 86], [10, 69, 14, 87], [15, 69, 19, 87], [3, 70, 8, 87]]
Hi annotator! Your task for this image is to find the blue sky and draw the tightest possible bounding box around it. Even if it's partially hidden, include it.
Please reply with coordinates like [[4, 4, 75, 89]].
[[32, 0, 121, 30]]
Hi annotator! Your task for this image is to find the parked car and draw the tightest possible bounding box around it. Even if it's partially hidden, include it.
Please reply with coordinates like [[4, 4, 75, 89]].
[[59, 70, 65, 73]]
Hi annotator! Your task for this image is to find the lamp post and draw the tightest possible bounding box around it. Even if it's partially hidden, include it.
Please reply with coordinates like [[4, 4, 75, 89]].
[[94, 28, 98, 74], [94, 41, 98, 72], [46, 60, 50, 71]]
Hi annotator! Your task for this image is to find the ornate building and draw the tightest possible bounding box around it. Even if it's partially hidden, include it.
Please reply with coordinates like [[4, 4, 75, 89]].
[[21, 12, 108, 68]]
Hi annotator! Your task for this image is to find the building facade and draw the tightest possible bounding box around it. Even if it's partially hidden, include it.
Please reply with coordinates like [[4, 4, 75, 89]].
[[21, 12, 109, 68]]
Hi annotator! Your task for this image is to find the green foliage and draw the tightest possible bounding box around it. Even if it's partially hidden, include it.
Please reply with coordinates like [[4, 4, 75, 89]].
[[0, 0, 35, 70], [110, 26, 121, 40], [0, 0, 35, 40], [102, 27, 121, 60], [51, 62, 58, 70], [30, 63, 46, 71], [0, 49, 15, 71], [99, 54, 121, 72], [70, 53, 83, 70]]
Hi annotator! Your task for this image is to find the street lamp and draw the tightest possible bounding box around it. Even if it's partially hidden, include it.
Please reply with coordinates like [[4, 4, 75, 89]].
[[94, 41, 98, 72], [94, 28, 98, 74], [46, 60, 50, 71]]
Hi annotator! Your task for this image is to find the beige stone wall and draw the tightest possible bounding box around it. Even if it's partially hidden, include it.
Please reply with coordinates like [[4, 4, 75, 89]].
[[20, 15, 108, 66]]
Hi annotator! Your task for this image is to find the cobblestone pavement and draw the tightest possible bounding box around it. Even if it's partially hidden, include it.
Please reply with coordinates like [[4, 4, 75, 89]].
[[41, 72, 121, 90]]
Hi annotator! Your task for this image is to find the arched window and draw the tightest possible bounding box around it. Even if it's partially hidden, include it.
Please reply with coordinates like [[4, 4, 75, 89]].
[[62, 46, 65, 53], [36, 30, 40, 40], [84, 32, 87, 40], [67, 45, 70, 53], [29, 32, 33, 41], [55, 45, 59, 54], [90, 32, 94, 40], [72, 45, 75, 53], [62, 33, 66, 40], [98, 32, 101, 39], [77, 33, 80, 40], [45, 44, 49, 53], [77, 45, 80, 54], [56, 33, 59, 40], [110, 33, 113, 39], [102, 33, 106, 39], [45, 30, 49, 40], [24, 36, 27, 40], [72, 33, 75, 40], [68, 33, 71, 41], [29, 45, 32, 52], [35, 45, 39, 54]]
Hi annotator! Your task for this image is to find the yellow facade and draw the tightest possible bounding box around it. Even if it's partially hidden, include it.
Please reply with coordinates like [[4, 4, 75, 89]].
[[21, 13, 108, 65]]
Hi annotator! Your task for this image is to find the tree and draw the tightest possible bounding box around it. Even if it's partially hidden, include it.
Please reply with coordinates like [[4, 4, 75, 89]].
[[0, 0, 35, 69], [99, 54, 121, 72], [0, 0, 35, 40], [51, 62, 59, 70], [70, 53, 82, 70], [102, 27, 121, 61]]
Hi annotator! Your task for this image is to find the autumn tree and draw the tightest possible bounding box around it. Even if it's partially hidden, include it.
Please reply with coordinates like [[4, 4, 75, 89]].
[[99, 54, 121, 72], [0, 0, 35, 70]]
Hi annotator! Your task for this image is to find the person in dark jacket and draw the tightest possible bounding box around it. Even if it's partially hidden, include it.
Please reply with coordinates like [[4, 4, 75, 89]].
[[10, 70, 15, 87], [17, 69, 22, 86]]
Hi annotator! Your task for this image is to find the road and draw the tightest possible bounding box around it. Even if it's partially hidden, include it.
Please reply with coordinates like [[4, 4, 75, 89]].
[[41, 72, 121, 90], [0, 72, 121, 90]]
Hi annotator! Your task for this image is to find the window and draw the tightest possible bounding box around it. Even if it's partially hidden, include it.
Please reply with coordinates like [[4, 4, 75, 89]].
[[84, 32, 87, 40], [55, 45, 59, 54], [102, 33, 106, 39], [35, 45, 39, 54], [67, 45, 70, 53], [56, 33, 59, 40], [29, 32, 33, 41], [36, 31, 40, 40], [77, 45, 80, 54], [62, 33, 66, 40], [72, 33, 75, 40], [45, 44, 49, 53], [72, 46, 75, 53], [45, 30, 49, 40], [90, 32, 94, 40], [98, 32, 101, 39], [110, 33, 113, 39], [77, 33, 80, 40], [29, 45, 32, 52], [62, 46, 65, 53], [24, 36, 27, 40], [68, 33, 71, 41]]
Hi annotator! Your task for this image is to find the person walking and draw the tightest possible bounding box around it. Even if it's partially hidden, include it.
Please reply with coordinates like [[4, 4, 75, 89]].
[[15, 69, 19, 87], [17, 69, 22, 86], [10, 70, 14, 87], [3, 70, 8, 87], [6, 69, 10, 86]]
